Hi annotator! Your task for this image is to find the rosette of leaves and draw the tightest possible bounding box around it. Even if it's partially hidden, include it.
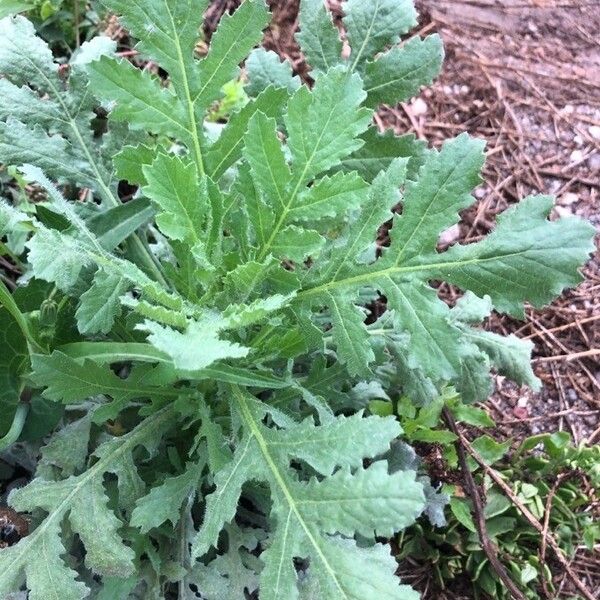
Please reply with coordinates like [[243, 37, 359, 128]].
[[0, 0, 594, 599]]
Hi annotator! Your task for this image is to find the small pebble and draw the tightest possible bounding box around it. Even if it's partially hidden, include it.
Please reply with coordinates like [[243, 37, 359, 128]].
[[561, 192, 579, 205], [554, 205, 572, 218], [439, 224, 461, 245], [569, 149, 584, 163], [589, 125, 600, 140], [411, 97, 428, 116], [589, 154, 600, 172]]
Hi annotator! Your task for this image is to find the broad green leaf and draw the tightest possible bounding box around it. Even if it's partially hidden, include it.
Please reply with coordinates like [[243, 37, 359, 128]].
[[0, 309, 27, 436], [0, 15, 58, 89], [75, 270, 129, 334], [131, 460, 204, 532], [0, 78, 62, 125], [0, 1, 34, 18], [87, 57, 188, 138], [40, 414, 93, 476], [389, 133, 485, 262], [0, 407, 175, 599], [271, 225, 325, 262], [87, 197, 155, 251], [0, 519, 89, 600], [70, 36, 117, 66], [450, 291, 493, 324], [205, 85, 288, 180], [298, 462, 423, 537], [317, 158, 406, 281], [303, 537, 420, 600], [380, 279, 466, 381], [289, 171, 368, 222], [268, 412, 400, 476], [244, 111, 292, 213], [222, 294, 293, 328], [142, 153, 207, 246], [294, 0, 441, 113], [337, 127, 428, 182], [140, 317, 249, 371], [193, 0, 269, 110], [0, 277, 41, 351], [457, 353, 494, 404], [98, 0, 209, 93], [328, 293, 374, 378], [0, 119, 94, 188], [114, 143, 159, 186], [464, 329, 539, 389], [239, 68, 372, 262], [295, 134, 593, 386], [448, 401, 494, 428], [364, 35, 444, 107], [449, 497, 476, 533], [296, 0, 342, 73], [193, 387, 424, 600], [57, 341, 290, 389], [245, 48, 301, 96], [432, 195, 595, 316], [0, 17, 118, 205], [0, 14, 164, 286], [285, 67, 372, 184], [344, 0, 417, 71], [471, 435, 511, 465], [30, 351, 181, 404], [190, 525, 262, 600], [26, 228, 91, 291]]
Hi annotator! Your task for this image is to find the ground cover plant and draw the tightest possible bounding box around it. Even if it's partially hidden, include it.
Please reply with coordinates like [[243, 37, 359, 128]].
[[0, 0, 595, 598], [383, 393, 600, 598]]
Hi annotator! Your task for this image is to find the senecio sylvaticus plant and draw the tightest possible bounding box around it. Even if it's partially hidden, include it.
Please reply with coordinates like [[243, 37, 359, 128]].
[[0, 0, 593, 598]]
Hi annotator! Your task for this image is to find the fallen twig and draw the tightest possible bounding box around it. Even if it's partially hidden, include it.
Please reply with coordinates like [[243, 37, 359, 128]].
[[534, 349, 600, 363], [448, 416, 597, 600], [443, 408, 528, 600]]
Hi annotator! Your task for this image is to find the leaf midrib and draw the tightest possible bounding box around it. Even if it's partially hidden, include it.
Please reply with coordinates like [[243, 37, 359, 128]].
[[298, 247, 537, 300], [234, 386, 349, 599], [256, 99, 337, 262], [163, 0, 206, 177]]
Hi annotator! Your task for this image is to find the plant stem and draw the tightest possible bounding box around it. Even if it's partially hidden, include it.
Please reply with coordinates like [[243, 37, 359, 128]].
[[0, 404, 29, 452], [73, 0, 80, 48]]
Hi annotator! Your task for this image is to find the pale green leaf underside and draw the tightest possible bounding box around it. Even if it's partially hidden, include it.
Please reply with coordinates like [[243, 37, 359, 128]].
[[0, 408, 175, 600], [193, 387, 424, 599]]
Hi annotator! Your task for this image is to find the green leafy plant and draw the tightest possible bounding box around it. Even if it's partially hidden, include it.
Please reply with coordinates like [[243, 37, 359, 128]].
[[0, 0, 594, 598], [0, 0, 103, 51], [397, 415, 600, 599]]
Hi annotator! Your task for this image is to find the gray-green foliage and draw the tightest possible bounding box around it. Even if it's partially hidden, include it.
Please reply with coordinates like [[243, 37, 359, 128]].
[[0, 0, 594, 598]]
